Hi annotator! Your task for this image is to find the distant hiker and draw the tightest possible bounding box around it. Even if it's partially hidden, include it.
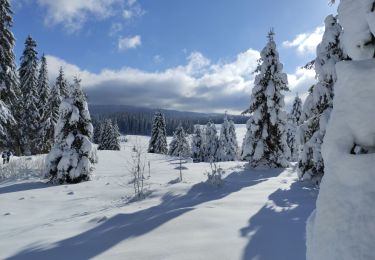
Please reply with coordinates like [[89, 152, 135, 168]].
[[2, 151, 7, 164], [6, 151, 12, 163]]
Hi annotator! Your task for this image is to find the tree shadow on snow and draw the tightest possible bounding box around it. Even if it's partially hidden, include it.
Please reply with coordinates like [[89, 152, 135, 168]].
[[7, 168, 283, 260], [240, 178, 317, 260], [0, 181, 49, 195]]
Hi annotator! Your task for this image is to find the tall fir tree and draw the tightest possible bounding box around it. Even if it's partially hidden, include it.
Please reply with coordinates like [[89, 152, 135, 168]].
[[217, 114, 238, 161], [242, 30, 290, 168], [148, 111, 168, 154], [18, 35, 40, 155], [203, 121, 219, 162], [287, 95, 302, 161], [298, 15, 346, 183], [168, 124, 190, 157], [191, 124, 204, 162], [0, 0, 20, 152], [36, 54, 52, 153], [45, 78, 97, 184]]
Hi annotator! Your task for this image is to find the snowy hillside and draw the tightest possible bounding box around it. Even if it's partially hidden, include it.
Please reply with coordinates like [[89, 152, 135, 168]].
[[0, 125, 317, 260]]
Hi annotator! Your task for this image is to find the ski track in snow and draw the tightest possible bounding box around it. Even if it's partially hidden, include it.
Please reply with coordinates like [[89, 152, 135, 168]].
[[0, 126, 318, 260]]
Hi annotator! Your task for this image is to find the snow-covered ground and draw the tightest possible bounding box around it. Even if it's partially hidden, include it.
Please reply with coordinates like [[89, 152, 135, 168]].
[[0, 125, 317, 260]]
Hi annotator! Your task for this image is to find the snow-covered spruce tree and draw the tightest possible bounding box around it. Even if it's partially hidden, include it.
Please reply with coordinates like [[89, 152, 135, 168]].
[[18, 35, 40, 155], [98, 119, 120, 151], [191, 124, 204, 162], [307, 2, 375, 259], [203, 121, 219, 162], [297, 15, 345, 183], [286, 94, 302, 161], [148, 111, 168, 154], [45, 78, 97, 184], [242, 30, 290, 168], [36, 54, 52, 153], [0, 0, 19, 151], [55, 67, 69, 99], [168, 124, 190, 158], [217, 114, 238, 161]]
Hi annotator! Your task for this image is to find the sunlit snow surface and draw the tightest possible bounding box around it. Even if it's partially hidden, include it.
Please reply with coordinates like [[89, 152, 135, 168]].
[[0, 125, 317, 260]]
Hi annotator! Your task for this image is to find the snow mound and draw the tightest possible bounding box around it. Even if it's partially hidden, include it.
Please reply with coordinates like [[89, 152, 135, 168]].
[[307, 60, 375, 260]]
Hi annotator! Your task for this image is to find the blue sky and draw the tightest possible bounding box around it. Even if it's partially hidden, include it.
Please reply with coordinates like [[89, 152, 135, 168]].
[[11, 0, 338, 113]]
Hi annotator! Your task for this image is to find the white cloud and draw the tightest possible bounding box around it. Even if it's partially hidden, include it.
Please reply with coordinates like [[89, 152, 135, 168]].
[[118, 35, 141, 51], [109, 22, 123, 36], [30, 0, 144, 32], [287, 67, 316, 105], [153, 55, 164, 64], [283, 26, 324, 55], [46, 50, 316, 114], [122, 0, 144, 20]]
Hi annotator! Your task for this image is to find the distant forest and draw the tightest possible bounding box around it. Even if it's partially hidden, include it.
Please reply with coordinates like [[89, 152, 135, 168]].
[[90, 105, 249, 136]]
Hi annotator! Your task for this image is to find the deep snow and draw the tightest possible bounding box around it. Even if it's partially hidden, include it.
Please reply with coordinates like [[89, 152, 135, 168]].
[[0, 125, 317, 260]]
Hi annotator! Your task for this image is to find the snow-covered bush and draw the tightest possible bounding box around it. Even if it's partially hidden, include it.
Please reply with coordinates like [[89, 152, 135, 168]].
[[242, 30, 290, 168], [129, 142, 146, 200], [206, 158, 224, 187], [0, 156, 45, 182], [44, 78, 97, 184]]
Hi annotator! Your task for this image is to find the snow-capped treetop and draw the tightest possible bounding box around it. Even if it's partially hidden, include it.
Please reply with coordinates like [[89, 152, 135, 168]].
[[55, 67, 69, 99], [338, 0, 375, 60]]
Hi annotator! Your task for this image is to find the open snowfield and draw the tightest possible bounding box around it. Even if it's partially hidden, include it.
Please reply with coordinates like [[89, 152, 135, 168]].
[[0, 125, 318, 260]]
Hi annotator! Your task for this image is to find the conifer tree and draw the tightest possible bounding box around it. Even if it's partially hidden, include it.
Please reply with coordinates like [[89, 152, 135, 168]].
[[168, 124, 190, 157], [148, 111, 168, 154], [0, 0, 20, 152], [98, 119, 120, 151], [45, 78, 97, 184], [242, 30, 290, 168], [203, 121, 219, 162], [287, 95, 302, 161], [0, 0, 18, 106], [191, 124, 204, 162], [55, 67, 69, 99], [298, 15, 345, 183], [49, 84, 61, 126], [93, 120, 104, 144], [241, 117, 253, 161], [36, 54, 52, 153], [18, 35, 40, 155], [217, 114, 238, 161]]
